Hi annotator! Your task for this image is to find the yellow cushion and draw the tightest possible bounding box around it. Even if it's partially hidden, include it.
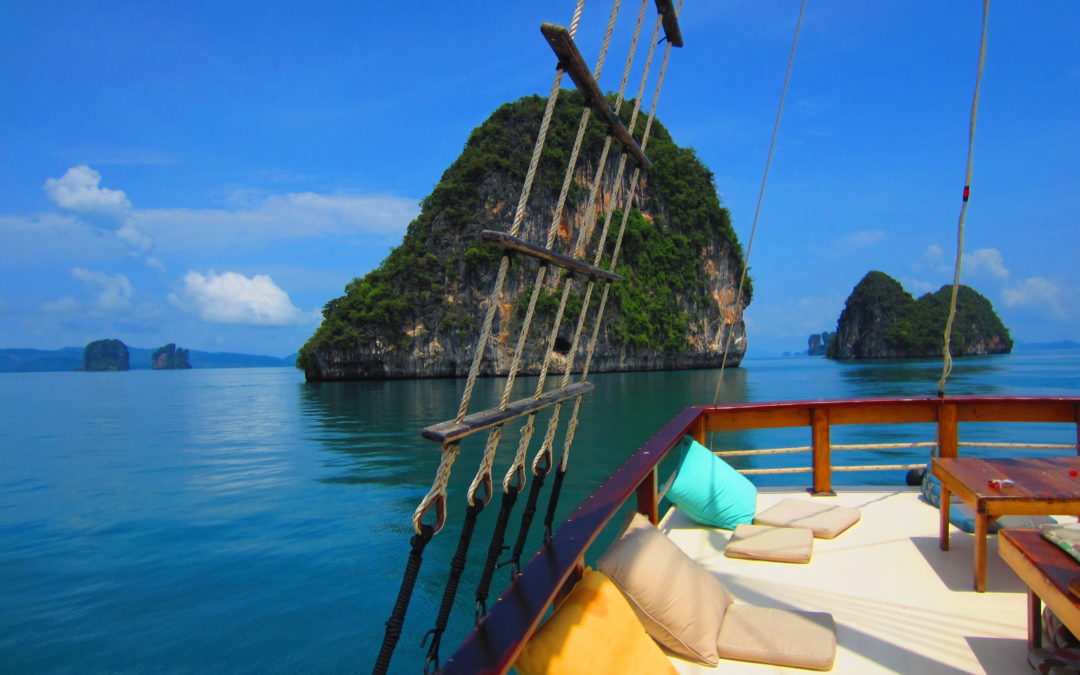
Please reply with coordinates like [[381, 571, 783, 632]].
[[515, 569, 678, 675]]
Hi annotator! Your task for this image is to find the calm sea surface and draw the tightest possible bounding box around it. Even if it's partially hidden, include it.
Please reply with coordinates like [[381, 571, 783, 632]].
[[1, 351, 1077, 673]]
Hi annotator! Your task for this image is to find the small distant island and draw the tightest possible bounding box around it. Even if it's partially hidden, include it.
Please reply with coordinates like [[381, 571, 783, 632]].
[[818, 271, 1012, 359], [0, 342, 296, 373], [152, 343, 192, 370]]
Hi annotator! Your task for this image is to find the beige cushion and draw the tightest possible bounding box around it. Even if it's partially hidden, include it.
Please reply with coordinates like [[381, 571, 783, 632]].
[[724, 523, 814, 563], [754, 498, 861, 539], [716, 604, 837, 671], [598, 512, 733, 666]]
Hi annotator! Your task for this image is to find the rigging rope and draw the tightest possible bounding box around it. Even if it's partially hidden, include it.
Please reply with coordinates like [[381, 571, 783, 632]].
[[938, 0, 990, 397], [412, 1, 589, 534], [372, 525, 434, 675], [473, 0, 626, 616], [713, 0, 806, 405]]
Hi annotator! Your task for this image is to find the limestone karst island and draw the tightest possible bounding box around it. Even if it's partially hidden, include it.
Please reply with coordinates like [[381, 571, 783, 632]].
[[822, 271, 1012, 359], [299, 92, 751, 381]]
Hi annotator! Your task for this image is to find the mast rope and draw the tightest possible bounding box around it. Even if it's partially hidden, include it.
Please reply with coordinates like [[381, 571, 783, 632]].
[[938, 0, 990, 397], [502, 0, 655, 576], [420, 502, 483, 674], [372, 524, 434, 675], [473, 0, 626, 617], [713, 0, 806, 404]]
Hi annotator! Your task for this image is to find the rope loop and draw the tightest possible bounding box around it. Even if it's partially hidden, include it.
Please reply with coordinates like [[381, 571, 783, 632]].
[[467, 470, 493, 508], [412, 491, 446, 537]]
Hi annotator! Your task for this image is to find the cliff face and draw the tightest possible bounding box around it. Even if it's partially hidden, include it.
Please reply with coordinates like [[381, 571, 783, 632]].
[[829, 271, 1012, 359], [83, 339, 129, 371], [299, 92, 750, 381], [152, 344, 192, 369]]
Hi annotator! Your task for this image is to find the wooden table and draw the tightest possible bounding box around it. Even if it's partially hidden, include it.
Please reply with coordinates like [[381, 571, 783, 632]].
[[999, 529, 1080, 648], [932, 456, 1080, 592]]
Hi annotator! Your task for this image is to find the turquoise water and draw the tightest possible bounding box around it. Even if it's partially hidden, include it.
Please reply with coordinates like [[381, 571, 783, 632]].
[[1, 352, 1077, 673]]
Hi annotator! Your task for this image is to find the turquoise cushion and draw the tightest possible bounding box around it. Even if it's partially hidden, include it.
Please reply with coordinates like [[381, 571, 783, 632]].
[[921, 474, 1056, 533], [668, 436, 757, 529]]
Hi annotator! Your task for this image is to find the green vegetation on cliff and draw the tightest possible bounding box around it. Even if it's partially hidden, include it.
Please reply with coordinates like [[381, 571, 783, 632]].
[[828, 271, 1012, 359], [298, 91, 749, 371]]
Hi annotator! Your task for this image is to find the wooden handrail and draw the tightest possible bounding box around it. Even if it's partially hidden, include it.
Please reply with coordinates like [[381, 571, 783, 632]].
[[441, 395, 1080, 674]]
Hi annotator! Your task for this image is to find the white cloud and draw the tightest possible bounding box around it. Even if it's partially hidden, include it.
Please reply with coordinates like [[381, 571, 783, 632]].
[[963, 248, 1009, 280], [1003, 277, 1069, 319], [71, 267, 133, 312], [137, 192, 418, 250], [44, 166, 131, 212], [117, 217, 152, 251], [835, 229, 885, 249], [41, 297, 80, 313], [170, 270, 313, 326], [146, 256, 167, 273]]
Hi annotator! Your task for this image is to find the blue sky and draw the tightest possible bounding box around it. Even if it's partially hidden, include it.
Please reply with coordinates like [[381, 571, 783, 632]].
[[1, 2, 1076, 358]]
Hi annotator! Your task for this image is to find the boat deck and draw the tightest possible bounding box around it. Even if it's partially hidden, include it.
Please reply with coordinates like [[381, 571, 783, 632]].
[[659, 487, 1054, 674]]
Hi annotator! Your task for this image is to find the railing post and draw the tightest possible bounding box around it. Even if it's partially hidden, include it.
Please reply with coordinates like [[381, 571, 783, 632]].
[[938, 402, 958, 458], [1074, 403, 1079, 456], [811, 407, 834, 496], [636, 468, 659, 524]]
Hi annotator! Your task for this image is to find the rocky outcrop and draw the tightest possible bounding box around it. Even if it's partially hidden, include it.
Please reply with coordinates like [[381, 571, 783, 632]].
[[299, 92, 751, 381], [808, 332, 834, 356], [83, 339, 129, 371], [152, 344, 192, 369], [828, 271, 1012, 359]]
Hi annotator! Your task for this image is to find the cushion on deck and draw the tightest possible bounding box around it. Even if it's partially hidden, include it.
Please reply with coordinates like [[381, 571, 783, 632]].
[[921, 474, 1057, 533], [667, 435, 757, 530], [724, 523, 814, 563], [515, 568, 678, 675], [598, 512, 733, 666], [754, 497, 861, 539], [1028, 647, 1080, 675], [716, 604, 837, 671]]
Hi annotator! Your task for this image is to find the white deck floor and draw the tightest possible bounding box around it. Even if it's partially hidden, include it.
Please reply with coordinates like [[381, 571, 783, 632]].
[[659, 488, 1052, 674]]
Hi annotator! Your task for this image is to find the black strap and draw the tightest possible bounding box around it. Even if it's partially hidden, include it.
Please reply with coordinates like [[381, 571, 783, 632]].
[[421, 502, 484, 674], [543, 465, 567, 543], [372, 524, 434, 675], [502, 470, 547, 576], [474, 487, 519, 623]]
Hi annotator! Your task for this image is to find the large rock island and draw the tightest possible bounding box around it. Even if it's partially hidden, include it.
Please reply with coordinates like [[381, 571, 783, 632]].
[[82, 339, 129, 371], [828, 271, 1012, 359], [299, 92, 751, 380]]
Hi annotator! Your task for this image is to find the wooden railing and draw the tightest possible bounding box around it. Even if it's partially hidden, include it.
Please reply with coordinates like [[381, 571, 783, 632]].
[[442, 396, 1080, 674]]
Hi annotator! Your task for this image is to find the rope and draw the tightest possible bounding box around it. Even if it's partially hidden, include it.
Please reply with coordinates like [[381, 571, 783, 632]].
[[713, 0, 806, 404], [500, 0, 624, 495], [960, 441, 1075, 450], [535, 0, 659, 478], [938, 0, 990, 396], [737, 463, 926, 476], [412, 442, 458, 535], [421, 502, 483, 674], [542, 466, 567, 542], [474, 487, 519, 622], [502, 470, 548, 576], [718, 441, 937, 457], [372, 524, 434, 675], [455, 0, 594, 509]]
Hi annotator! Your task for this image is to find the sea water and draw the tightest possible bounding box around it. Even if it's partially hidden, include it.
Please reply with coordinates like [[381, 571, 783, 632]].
[[1, 351, 1077, 673]]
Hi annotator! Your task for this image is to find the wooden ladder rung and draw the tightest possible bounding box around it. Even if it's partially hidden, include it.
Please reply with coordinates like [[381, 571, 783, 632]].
[[654, 0, 684, 48], [422, 382, 595, 445], [481, 231, 623, 282], [540, 23, 653, 171]]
